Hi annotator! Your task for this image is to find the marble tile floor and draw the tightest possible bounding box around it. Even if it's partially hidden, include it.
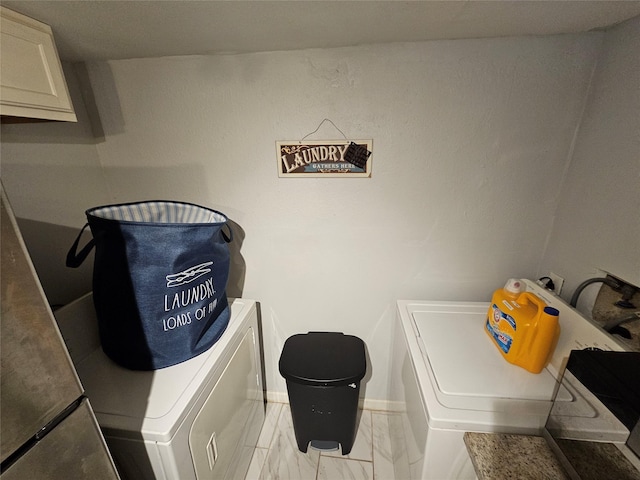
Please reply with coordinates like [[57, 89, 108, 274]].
[[246, 402, 396, 480]]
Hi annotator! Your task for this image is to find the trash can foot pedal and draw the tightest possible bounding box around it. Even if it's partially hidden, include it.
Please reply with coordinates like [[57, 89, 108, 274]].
[[309, 440, 340, 452]]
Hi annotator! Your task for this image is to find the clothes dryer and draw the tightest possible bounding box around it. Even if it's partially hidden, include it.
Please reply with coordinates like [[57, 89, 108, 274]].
[[55, 295, 264, 480]]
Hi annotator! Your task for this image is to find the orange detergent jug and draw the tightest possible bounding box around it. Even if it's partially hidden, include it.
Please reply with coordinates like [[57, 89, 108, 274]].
[[485, 279, 560, 374]]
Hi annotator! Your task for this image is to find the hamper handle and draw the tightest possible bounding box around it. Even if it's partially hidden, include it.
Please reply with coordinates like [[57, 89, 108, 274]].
[[222, 223, 233, 243], [66, 223, 95, 268]]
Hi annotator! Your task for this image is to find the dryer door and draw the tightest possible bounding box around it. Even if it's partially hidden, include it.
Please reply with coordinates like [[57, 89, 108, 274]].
[[189, 327, 262, 479]]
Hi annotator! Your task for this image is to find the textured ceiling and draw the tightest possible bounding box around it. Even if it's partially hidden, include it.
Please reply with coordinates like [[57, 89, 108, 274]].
[[3, 1, 640, 62]]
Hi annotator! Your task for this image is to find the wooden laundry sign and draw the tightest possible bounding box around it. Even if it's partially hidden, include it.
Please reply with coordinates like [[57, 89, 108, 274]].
[[277, 140, 373, 177]]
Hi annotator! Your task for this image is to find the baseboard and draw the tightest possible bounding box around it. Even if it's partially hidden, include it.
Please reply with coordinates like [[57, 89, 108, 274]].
[[265, 390, 289, 405], [361, 398, 396, 412]]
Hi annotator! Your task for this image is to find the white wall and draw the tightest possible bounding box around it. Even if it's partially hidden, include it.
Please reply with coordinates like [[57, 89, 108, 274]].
[[1, 63, 111, 304], [538, 16, 640, 313], [1, 64, 109, 226], [2, 33, 603, 404]]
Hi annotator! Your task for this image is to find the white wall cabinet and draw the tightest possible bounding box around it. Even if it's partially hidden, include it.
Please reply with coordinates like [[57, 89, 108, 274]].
[[0, 6, 76, 122]]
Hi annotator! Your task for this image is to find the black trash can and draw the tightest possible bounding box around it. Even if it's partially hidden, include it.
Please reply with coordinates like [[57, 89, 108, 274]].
[[279, 331, 366, 455]]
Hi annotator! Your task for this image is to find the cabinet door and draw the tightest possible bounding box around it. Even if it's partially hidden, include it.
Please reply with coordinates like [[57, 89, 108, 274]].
[[0, 6, 76, 121]]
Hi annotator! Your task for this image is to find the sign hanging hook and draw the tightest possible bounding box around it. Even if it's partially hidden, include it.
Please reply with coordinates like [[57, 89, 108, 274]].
[[300, 118, 348, 143]]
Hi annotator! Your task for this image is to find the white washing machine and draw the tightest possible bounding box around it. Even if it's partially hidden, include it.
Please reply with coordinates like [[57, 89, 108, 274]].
[[389, 279, 628, 479], [54, 295, 265, 480]]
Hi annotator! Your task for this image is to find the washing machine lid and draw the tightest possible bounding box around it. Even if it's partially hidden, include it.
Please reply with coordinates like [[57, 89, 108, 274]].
[[411, 302, 558, 405], [397, 281, 627, 425], [69, 297, 256, 442]]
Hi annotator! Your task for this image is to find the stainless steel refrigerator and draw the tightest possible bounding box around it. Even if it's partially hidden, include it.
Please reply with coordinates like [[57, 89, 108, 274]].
[[1, 186, 119, 479]]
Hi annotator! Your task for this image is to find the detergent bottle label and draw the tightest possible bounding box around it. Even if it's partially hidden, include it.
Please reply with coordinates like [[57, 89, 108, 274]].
[[486, 303, 515, 353]]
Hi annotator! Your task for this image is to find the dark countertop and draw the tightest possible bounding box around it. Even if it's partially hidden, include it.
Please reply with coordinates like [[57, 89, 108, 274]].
[[463, 433, 570, 480], [464, 432, 640, 480]]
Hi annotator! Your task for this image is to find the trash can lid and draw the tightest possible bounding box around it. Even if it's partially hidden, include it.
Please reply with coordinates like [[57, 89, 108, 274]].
[[279, 332, 366, 386]]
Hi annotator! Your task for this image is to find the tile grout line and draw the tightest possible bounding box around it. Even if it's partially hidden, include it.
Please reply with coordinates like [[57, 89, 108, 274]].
[[371, 410, 376, 480], [257, 403, 283, 479], [254, 405, 388, 480], [315, 448, 320, 480]]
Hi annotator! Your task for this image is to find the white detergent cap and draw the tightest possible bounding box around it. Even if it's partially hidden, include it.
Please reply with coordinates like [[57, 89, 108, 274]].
[[504, 278, 523, 294]]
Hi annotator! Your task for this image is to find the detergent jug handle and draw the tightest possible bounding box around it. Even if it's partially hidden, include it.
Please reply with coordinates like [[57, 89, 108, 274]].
[[516, 291, 546, 311]]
